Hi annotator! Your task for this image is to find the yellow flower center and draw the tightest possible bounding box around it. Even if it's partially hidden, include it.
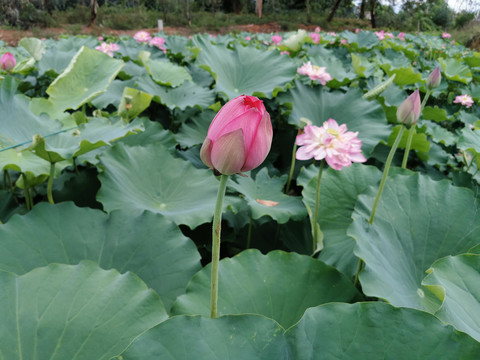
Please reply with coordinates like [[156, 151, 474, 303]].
[[327, 129, 339, 136]]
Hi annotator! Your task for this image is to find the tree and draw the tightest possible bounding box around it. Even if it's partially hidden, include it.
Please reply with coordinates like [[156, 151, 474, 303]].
[[89, 0, 98, 26], [255, 0, 263, 18], [369, 0, 377, 27], [359, 0, 366, 19], [327, 0, 343, 22]]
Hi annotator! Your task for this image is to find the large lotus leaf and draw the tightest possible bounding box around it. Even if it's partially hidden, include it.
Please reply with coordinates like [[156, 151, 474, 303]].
[[286, 302, 480, 359], [119, 314, 290, 360], [146, 59, 192, 87], [424, 121, 457, 146], [457, 127, 480, 153], [46, 46, 124, 111], [288, 81, 390, 156], [0, 148, 53, 177], [18, 37, 45, 61], [29, 117, 143, 163], [423, 105, 449, 122], [349, 173, 480, 311], [343, 30, 379, 49], [383, 66, 422, 86], [91, 78, 136, 109], [228, 168, 307, 224], [440, 58, 472, 84], [299, 163, 382, 277], [351, 53, 376, 77], [171, 249, 359, 329], [136, 73, 215, 109], [97, 142, 221, 229], [0, 77, 62, 150], [0, 261, 167, 359], [0, 202, 201, 310], [37, 37, 98, 75], [422, 254, 480, 341], [195, 37, 297, 99], [175, 109, 214, 148], [118, 87, 153, 121]]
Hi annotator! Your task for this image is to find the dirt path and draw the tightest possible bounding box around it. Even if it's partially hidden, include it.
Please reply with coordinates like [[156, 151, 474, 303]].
[[0, 23, 320, 46]]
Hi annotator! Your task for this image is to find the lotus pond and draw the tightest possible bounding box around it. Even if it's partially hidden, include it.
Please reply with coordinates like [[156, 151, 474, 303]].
[[0, 28, 480, 359]]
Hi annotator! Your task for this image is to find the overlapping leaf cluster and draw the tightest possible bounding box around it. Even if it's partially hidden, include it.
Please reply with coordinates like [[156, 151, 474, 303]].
[[0, 29, 479, 358]]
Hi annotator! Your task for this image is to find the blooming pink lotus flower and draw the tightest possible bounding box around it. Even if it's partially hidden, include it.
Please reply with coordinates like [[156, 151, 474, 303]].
[[454, 94, 474, 108], [397, 90, 421, 126], [315, 26, 321, 33], [280, 51, 290, 56], [98, 36, 104, 41], [271, 35, 282, 44], [442, 32, 451, 39], [375, 30, 385, 40], [309, 32, 320, 44], [133, 31, 152, 43], [297, 62, 332, 85], [149, 36, 167, 53], [340, 39, 348, 45], [296, 119, 366, 170], [384, 32, 395, 39], [397, 32, 406, 41], [0, 52, 16, 71], [95, 42, 120, 57], [245, 36, 251, 41], [355, 28, 361, 33], [200, 95, 273, 175]]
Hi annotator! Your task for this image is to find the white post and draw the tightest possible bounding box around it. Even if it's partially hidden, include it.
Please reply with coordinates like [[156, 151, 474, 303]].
[[158, 20, 164, 32]]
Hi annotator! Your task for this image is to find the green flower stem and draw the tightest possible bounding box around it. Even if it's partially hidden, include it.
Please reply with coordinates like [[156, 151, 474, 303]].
[[22, 173, 32, 211], [47, 162, 56, 205], [246, 217, 253, 249], [402, 89, 432, 169], [401, 126, 416, 169], [210, 174, 229, 319], [369, 126, 406, 225], [312, 160, 325, 254], [285, 130, 301, 194], [353, 257, 363, 288]]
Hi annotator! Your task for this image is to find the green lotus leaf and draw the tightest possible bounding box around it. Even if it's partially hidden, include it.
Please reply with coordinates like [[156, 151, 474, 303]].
[[440, 58, 472, 84], [228, 168, 307, 224], [18, 37, 45, 61], [0, 202, 201, 310], [0, 76, 62, 150], [136, 73, 215, 109], [423, 254, 480, 342], [119, 315, 290, 360], [299, 163, 382, 276], [342, 30, 379, 49], [0, 261, 167, 359], [146, 59, 192, 87], [286, 302, 480, 359], [195, 37, 297, 99], [457, 127, 480, 153], [175, 109, 214, 148], [423, 105, 449, 122], [171, 249, 359, 329], [288, 81, 390, 156], [306, 46, 356, 87], [91, 79, 136, 109], [37, 37, 98, 75], [349, 173, 480, 311], [46, 46, 124, 111], [387, 125, 430, 154], [97, 142, 222, 229], [424, 121, 457, 146], [383, 66, 422, 86], [351, 53, 376, 77], [118, 87, 153, 121], [28, 117, 143, 162]]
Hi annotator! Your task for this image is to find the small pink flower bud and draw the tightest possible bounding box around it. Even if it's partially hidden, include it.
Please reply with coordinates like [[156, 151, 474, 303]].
[[0, 52, 16, 71], [396, 90, 421, 126], [200, 95, 273, 175], [426, 67, 441, 89]]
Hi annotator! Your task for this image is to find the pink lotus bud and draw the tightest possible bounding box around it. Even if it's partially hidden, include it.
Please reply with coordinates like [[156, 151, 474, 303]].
[[200, 95, 273, 175], [271, 35, 282, 44], [426, 67, 441, 89], [0, 52, 16, 71], [396, 90, 421, 126]]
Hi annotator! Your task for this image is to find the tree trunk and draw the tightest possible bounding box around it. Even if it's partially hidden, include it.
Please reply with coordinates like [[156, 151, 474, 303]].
[[359, 0, 366, 19], [369, 0, 377, 28], [184, 0, 191, 26], [255, 0, 263, 18], [306, 0, 311, 23], [327, 0, 342, 22], [89, 0, 98, 26]]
